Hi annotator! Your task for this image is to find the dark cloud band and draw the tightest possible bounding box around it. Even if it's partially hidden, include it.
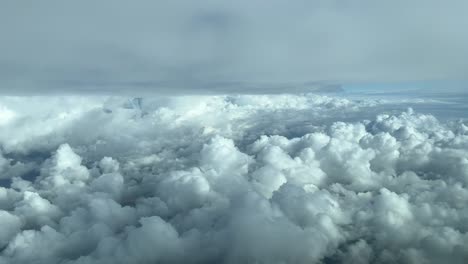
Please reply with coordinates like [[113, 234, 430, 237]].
[[1, 0, 468, 94]]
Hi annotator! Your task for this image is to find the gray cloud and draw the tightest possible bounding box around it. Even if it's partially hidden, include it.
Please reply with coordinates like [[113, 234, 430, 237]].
[[1, 0, 468, 94]]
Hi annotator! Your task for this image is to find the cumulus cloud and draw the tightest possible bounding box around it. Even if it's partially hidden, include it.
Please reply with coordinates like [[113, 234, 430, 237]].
[[1, 0, 468, 94], [0, 94, 467, 263]]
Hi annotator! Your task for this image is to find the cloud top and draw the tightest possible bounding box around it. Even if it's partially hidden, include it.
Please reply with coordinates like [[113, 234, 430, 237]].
[[0, 94, 467, 263]]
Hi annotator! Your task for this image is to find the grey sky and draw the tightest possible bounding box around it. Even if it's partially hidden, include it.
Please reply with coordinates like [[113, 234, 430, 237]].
[[1, 0, 468, 95]]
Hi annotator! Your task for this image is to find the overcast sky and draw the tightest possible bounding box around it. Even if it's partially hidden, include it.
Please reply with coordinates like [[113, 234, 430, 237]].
[[1, 0, 468, 94]]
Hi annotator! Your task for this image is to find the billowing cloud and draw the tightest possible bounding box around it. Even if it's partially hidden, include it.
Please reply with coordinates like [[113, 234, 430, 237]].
[[0, 94, 467, 263], [1, 0, 468, 94]]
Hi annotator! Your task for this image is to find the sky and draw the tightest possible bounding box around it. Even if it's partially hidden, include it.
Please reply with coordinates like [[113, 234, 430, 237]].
[[1, 0, 468, 94], [1, 2, 468, 264]]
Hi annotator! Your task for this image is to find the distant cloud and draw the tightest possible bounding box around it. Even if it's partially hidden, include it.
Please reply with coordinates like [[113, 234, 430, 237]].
[[1, 0, 468, 94]]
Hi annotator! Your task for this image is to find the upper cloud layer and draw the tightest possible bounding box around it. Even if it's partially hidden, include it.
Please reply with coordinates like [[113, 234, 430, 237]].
[[1, 0, 468, 94], [0, 94, 467, 263]]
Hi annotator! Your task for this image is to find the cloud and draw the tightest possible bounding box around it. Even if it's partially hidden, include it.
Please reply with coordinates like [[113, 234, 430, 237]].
[[1, 0, 468, 94], [0, 94, 467, 263]]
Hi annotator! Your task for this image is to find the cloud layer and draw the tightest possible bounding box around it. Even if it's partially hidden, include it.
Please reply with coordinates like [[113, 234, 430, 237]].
[[1, 0, 468, 94], [0, 94, 467, 263]]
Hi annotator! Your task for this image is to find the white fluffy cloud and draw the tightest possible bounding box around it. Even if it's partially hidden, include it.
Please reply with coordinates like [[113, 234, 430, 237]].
[[0, 94, 467, 263]]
